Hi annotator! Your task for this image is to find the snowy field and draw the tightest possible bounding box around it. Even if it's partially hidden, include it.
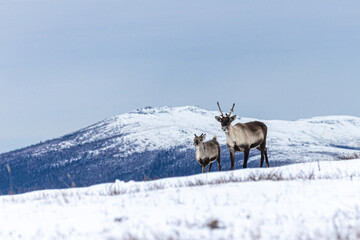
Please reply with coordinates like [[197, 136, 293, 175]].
[[1, 159, 360, 240]]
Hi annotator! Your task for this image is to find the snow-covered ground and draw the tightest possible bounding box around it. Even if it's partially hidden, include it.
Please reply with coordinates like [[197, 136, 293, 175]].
[[1, 159, 360, 240]]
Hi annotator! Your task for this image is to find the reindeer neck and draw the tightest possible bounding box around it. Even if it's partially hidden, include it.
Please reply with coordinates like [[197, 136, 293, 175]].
[[226, 124, 236, 135], [198, 142, 206, 150]]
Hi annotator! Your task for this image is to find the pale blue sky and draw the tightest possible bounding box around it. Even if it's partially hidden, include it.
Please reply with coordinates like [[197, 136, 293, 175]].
[[1, 0, 360, 153]]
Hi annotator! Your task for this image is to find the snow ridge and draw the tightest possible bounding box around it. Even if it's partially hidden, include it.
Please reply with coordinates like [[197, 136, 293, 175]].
[[27, 106, 360, 162]]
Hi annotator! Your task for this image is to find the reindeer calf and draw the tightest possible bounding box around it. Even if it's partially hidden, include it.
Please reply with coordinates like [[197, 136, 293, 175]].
[[193, 133, 222, 173]]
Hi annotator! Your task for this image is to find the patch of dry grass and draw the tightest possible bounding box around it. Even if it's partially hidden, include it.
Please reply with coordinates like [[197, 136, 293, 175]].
[[334, 152, 360, 161], [107, 166, 360, 196]]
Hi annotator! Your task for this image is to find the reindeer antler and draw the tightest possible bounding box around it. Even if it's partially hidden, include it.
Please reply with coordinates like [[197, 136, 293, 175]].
[[226, 103, 235, 117], [217, 102, 224, 117]]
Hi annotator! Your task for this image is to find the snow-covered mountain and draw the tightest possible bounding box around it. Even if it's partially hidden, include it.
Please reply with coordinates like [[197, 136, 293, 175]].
[[1, 106, 360, 194]]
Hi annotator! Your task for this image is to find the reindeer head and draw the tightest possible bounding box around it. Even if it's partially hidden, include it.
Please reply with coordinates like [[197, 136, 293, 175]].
[[215, 102, 237, 132], [193, 133, 206, 147]]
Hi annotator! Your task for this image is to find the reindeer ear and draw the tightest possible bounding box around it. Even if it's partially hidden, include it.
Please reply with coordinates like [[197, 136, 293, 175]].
[[229, 115, 237, 122], [202, 134, 206, 140], [215, 116, 222, 122], [194, 134, 197, 137]]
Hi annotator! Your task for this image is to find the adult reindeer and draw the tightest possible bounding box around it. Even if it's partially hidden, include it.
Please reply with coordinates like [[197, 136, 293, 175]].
[[215, 102, 269, 169]]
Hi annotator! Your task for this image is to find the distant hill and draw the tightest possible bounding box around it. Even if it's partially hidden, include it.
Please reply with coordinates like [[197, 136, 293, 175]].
[[1, 106, 360, 194]]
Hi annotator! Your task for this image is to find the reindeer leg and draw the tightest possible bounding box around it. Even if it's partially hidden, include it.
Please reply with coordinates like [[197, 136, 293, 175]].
[[201, 165, 205, 173], [230, 150, 235, 170], [260, 144, 265, 167], [264, 148, 270, 167], [260, 150, 265, 167], [208, 163, 212, 172], [217, 155, 222, 171], [243, 148, 250, 169]]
